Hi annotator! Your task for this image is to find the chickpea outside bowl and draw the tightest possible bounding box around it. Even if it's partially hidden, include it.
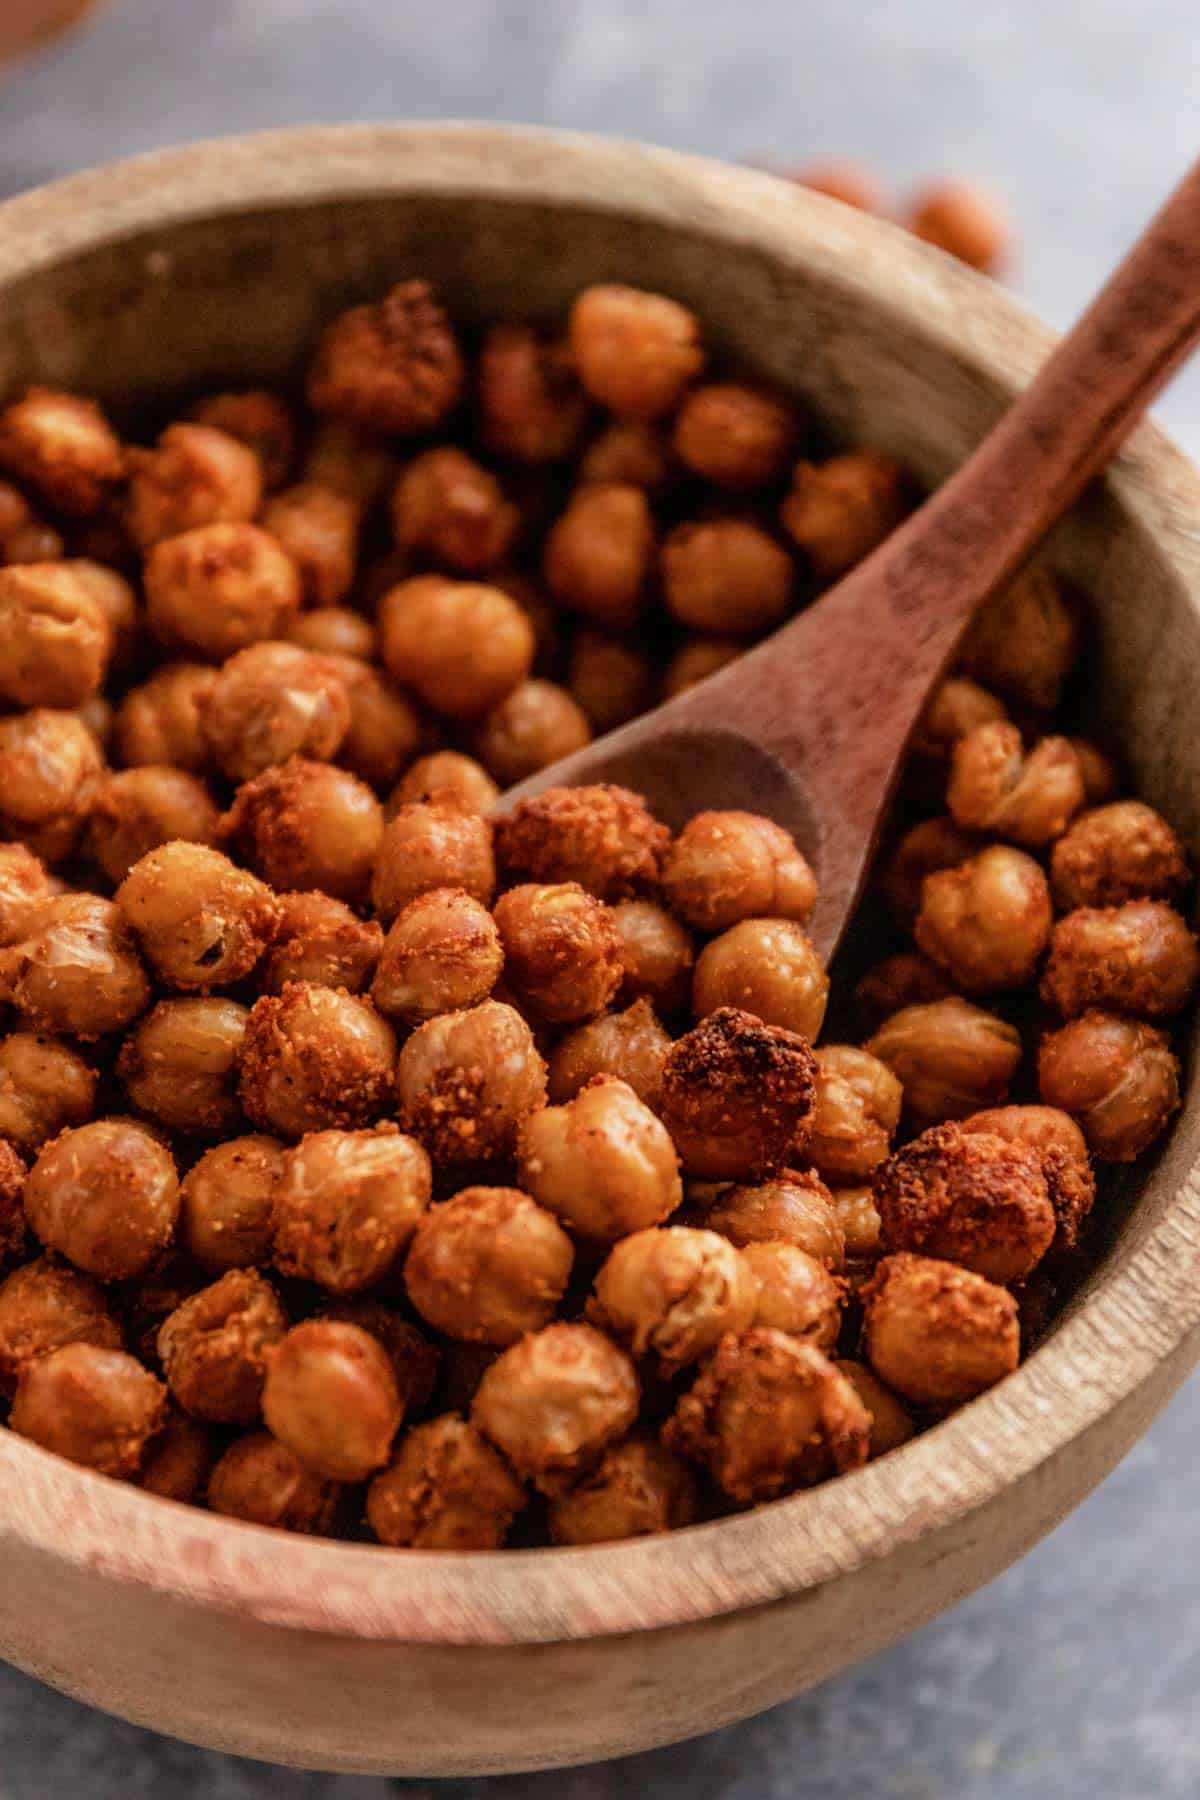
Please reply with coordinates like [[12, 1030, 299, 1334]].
[[0, 125, 1199, 1780]]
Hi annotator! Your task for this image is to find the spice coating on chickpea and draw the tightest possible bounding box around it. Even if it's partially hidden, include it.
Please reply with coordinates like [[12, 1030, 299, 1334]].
[[543, 482, 655, 631], [262, 1318, 403, 1482], [158, 1268, 288, 1424], [496, 784, 669, 900], [272, 1126, 430, 1296], [0, 1141, 26, 1270], [307, 280, 465, 436], [0, 1255, 122, 1396], [663, 810, 817, 933], [207, 1430, 339, 1534], [861, 1253, 1019, 1405], [371, 886, 501, 1023], [396, 999, 546, 1168], [0, 1031, 97, 1154], [87, 766, 221, 887], [1050, 801, 1189, 912], [495, 883, 624, 1024], [0, 894, 150, 1039], [1038, 1010, 1181, 1162], [11, 1342, 165, 1478], [693, 918, 829, 1039], [188, 389, 296, 491], [673, 383, 796, 491], [808, 1045, 903, 1185], [200, 641, 351, 783], [780, 449, 907, 581], [474, 679, 592, 785], [548, 1434, 698, 1546], [379, 575, 534, 719], [390, 751, 499, 816], [949, 723, 1085, 847], [569, 285, 704, 421], [404, 1185, 573, 1346], [742, 1241, 844, 1348], [24, 1117, 178, 1282], [700, 1169, 846, 1268], [659, 1007, 818, 1180], [239, 982, 397, 1140], [144, 522, 301, 661], [371, 800, 496, 923], [0, 842, 54, 947], [866, 997, 1023, 1128], [915, 844, 1052, 993], [0, 562, 113, 708], [260, 482, 360, 607], [661, 519, 795, 637], [117, 997, 248, 1138], [258, 891, 382, 997], [962, 1105, 1096, 1254], [472, 1320, 640, 1495], [0, 707, 104, 863], [479, 324, 589, 463], [180, 1135, 284, 1272], [391, 447, 518, 574], [1041, 900, 1200, 1020], [519, 1076, 682, 1242], [112, 662, 216, 772], [368, 1414, 525, 1549], [117, 841, 280, 992], [591, 1226, 757, 1372], [548, 996, 672, 1109], [226, 757, 383, 905], [874, 1122, 1055, 1285], [0, 387, 123, 517]]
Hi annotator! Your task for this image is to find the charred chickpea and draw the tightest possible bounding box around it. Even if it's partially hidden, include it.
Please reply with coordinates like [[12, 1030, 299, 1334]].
[[611, 899, 695, 1013], [474, 679, 592, 785], [396, 999, 547, 1168], [862, 1252, 1019, 1405], [11, 1342, 165, 1478], [478, 324, 590, 462], [912, 676, 1009, 758], [874, 1122, 1055, 1285], [180, 1134, 284, 1272], [86, 766, 221, 885], [0, 562, 113, 708], [390, 447, 518, 574], [908, 180, 1012, 272], [371, 887, 502, 1024], [0, 1031, 97, 1153], [287, 605, 375, 662], [306, 279, 465, 435], [548, 997, 673, 1109], [258, 891, 382, 996], [404, 1186, 573, 1346], [1050, 801, 1190, 911], [1038, 1010, 1181, 1162], [780, 449, 907, 581], [0, 478, 63, 562], [225, 758, 383, 904], [389, 750, 499, 816], [116, 841, 280, 991], [207, 1429, 339, 1534], [0, 707, 104, 863], [472, 1320, 639, 1494], [496, 783, 669, 900], [145, 522, 302, 662], [0, 894, 150, 1038], [834, 1359, 916, 1458], [494, 883, 624, 1024], [0, 842, 55, 946], [127, 423, 262, 550], [579, 420, 673, 491], [519, 1075, 681, 1241], [700, 1169, 845, 1268], [660, 1008, 818, 1181], [543, 482, 654, 631], [569, 285, 704, 419], [272, 1126, 431, 1295], [962, 1105, 1096, 1253], [303, 420, 397, 512], [567, 629, 653, 733], [591, 1226, 757, 1372], [957, 566, 1081, 710], [239, 983, 397, 1140], [200, 641, 351, 783], [547, 1434, 698, 1546], [157, 1268, 288, 1423], [117, 997, 249, 1137], [137, 1405, 216, 1502], [866, 996, 1023, 1128], [661, 519, 795, 636], [693, 918, 829, 1039], [808, 1045, 903, 1185], [742, 1241, 843, 1348], [188, 389, 296, 490], [112, 662, 216, 771], [259, 481, 359, 606], [24, 1117, 179, 1281], [949, 723, 1085, 846], [673, 383, 797, 490], [661, 635, 743, 699], [880, 815, 978, 930], [0, 386, 124, 516], [915, 844, 1053, 993], [368, 1414, 525, 1549], [379, 574, 534, 719], [371, 799, 495, 923], [327, 656, 424, 793], [262, 1319, 403, 1481], [1041, 900, 1200, 1019], [663, 809, 817, 932], [0, 1255, 122, 1396]]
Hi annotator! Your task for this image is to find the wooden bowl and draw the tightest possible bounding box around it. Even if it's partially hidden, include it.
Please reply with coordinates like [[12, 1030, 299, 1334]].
[[1, 124, 1199, 1778]]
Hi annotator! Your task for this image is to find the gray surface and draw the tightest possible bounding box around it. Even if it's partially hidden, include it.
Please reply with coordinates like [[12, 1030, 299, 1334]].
[[1, 3, 1198, 1795]]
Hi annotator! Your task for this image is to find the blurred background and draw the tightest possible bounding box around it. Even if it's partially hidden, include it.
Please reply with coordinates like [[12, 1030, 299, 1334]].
[[1, 3, 1198, 1797]]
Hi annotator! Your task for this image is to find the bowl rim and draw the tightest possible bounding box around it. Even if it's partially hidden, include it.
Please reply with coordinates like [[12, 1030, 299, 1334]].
[[2, 119, 1200, 1649]]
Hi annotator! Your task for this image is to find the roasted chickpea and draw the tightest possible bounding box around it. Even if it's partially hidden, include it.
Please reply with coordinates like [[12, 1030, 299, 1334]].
[[478, 324, 589, 462], [672, 383, 796, 490], [11, 1342, 165, 1477], [389, 751, 499, 816], [957, 564, 1082, 710], [263, 1318, 402, 1481], [1050, 802, 1190, 912], [543, 483, 654, 631], [258, 890, 382, 996], [579, 420, 673, 490], [661, 519, 794, 637], [378, 574, 534, 719], [569, 285, 704, 420], [610, 899, 694, 1013], [179, 1134, 284, 1272], [0, 562, 112, 708], [915, 844, 1052, 993], [200, 642, 351, 783], [693, 918, 829, 1039], [949, 723, 1085, 847], [0, 1031, 97, 1153], [962, 1105, 1096, 1253], [742, 1241, 843, 1348], [472, 1321, 639, 1494], [808, 1045, 903, 1184], [112, 662, 216, 772], [68, 560, 138, 669], [240, 983, 397, 1140], [287, 605, 375, 662], [371, 887, 501, 1024], [225, 758, 383, 904], [0, 387, 123, 517], [306, 279, 465, 435], [700, 1169, 845, 1269], [303, 420, 398, 511], [259, 481, 359, 607], [496, 783, 669, 900], [665, 1329, 868, 1502], [660, 1008, 818, 1180], [405, 1186, 573, 1346], [367, 1414, 524, 1549], [862, 1252, 1019, 1405], [912, 676, 1009, 759], [591, 1226, 756, 1372], [874, 1122, 1054, 1285], [0, 707, 104, 863], [661, 635, 743, 700], [390, 447, 518, 575], [145, 521, 301, 662], [127, 423, 262, 550], [24, 1117, 179, 1281], [663, 810, 816, 932], [880, 816, 978, 930], [494, 883, 623, 1025], [566, 629, 653, 733], [272, 1126, 431, 1295], [856, 952, 957, 1032], [0, 477, 63, 562], [548, 997, 673, 1109], [116, 841, 279, 991], [0, 1141, 26, 1270], [548, 1434, 698, 1546], [1041, 900, 1200, 1020], [0, 842, 54, 947], [86, 766, 221, 886], [866, 997, 1022, 1129], [137, 1405, 216, 1502], [158, 1268, 287, 1423], [519, 1076, 681, 1242], [317, 1301, 439, 1414], [834, 1359, 916, 1458], [117, 997, 249, 1137], [780, 449, 907, 581], [188, 389, 296, 490], [396, 999, 546, 1168], [474, 679, 591, 785], [909, 181, 1012, 273], [832, 1185, 884, 1259], [371, 800, 495, 924], [0, 894, 150, 1038], [792, 160, 884, 210], [330, 658, 423, 793], [1069, 739, 1122, 807], [0, 1255, 122, 1396], [1038, 1010, 1181, 1162], [207, 1429, 339, 1533]]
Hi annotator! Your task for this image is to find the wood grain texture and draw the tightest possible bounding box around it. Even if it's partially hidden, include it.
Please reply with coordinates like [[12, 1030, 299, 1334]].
[[0, 124, 1198, 1776]]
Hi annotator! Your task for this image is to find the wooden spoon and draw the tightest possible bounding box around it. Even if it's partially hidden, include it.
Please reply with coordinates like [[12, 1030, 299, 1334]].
[[502, 160, 1200, 960]]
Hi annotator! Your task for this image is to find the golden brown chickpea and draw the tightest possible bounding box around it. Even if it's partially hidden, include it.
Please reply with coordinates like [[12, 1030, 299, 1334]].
[[378, 574, 534, 719], [0, 842, 54, 947], [808, 1045, 903, 1185], [1042, 900, 1200, 1019], [874, 1121, 1055, 1285], [262, 1318, 402, 1481], [69, 560, 138, 670], [0, 1141, 26, 1270], [0, 894, 150, 1038], [116, 841, 280, 991], [543, 482, 654, 631], [158, 1268, 288, 1423], [700, 1169, 845, 1268], [474, 679, 592, 785], [395, 998, 547, 1168], [123, 1255, 208, 1369], [368, 1414, 525, 1549], [0, 387, 124, 517], [258, 890, 382, 997], [661, 519, 794, 637], [661, 635, 743, 700], [866, 996, 1022, 1128], [692, 918, 829, 1039], [0, 562, 112, 708], [328, 657, 424, 793], [272, 1126, 431, 1295], [207, 1429, 339, 1533], [371, 887, 501, 1024], [127, 423, 262, 550], [0, 707, 104, 863], [24, 1117, 179, 1281], [472, 1320, 639, 1494], [961, 1104, 1096, 1253], [144, 522, 302, 662], [1068, 738, 1122, 807], [496, 783, 669, 900], [389, 750, 499, 816], [1038, 1010, 1181, 1162], [880, 815, 979, 930], [179, 1134, 284, 1272], [665, 1329, 868, 1502], [240, 983, 397, 1140], [548, 1434, 698, 1545], [780, 449, 907, 581], [86, 766, 221, 886], [661, 1007, 818, 1180], [317, 1301, 439, 1414], [0, 478, 63, 563], [610, 899, 694, 1014], [949, 723, 1085, 847], [303, 421, 398, 512], [908, 181, 1012, 273], [519, 1075, 681, 1241], [390, 447, 518, 575], [566, 629, 653, 734], [188, 389, 296, 491], [494, 883, 624, 1025], [742, 1241, 844, 1348], [0, 1255, 122, 1396], [912, 676, 1009, 759], [792, 160, 884, 211], [834, 1359, 916, 1458], [672, 383, 797, 490], [11, 1342, 165, 1478], [1050, 802, 1190, 912], [0, 1031, 97, 1153], [112, 662, 217, 772], [915, 844, 1052, 993], [137, 1405, 216, 1502], [287, 605, 375, 662], [663, 809, 816, 932], [225, 758, 383, 905], [855, 952, 957, 1032], [591, 1226, 756, 1372], [548, 997, 673, 1109], [306, 279, 465, 436], [862, 1252, 1019, 1405], [579, 420, 674, 491], [371, 799, 496, 923], [956, 566, 1081, 711], [200, 642, 351, 783], [259, 481, 359, 607], [76, 694, 113, 750], [569, 285, 704, 420], [117, 997, 249, 1137], [404, 1186, 573, 1346], [478, 324, 590, 463]]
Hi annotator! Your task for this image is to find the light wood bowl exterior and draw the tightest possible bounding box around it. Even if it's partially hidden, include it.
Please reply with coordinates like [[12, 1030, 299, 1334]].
[[0, 124, 1198, 1777]]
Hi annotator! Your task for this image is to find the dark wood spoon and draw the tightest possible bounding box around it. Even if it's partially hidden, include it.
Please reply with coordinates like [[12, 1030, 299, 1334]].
[[501, 159, 1200, 960]]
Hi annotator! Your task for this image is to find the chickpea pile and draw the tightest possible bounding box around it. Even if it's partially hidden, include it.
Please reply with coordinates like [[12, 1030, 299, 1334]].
[[0, 272, 1190, 1553]]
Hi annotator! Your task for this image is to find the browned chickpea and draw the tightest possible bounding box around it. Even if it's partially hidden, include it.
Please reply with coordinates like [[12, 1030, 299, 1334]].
[[1042, 900, 1200, 1019], [661, 634, 743, 700], [1050, 802, 1189, 912], [543, 483, 654, 630], [660, 1008, 818, 1180], [158, 1268, 288, 1423], [225, 758, 383, 904], [207, 1429, 339, 1533], [519, 1075, 681, 1241], [548, 1434, 698, 1545], [478, 324, 589, 463], [1038, 1010, 1181, 1162], [474, 679, 592, 785], [472, 1320, 639, 1494], [912, 676, 1009, 759], [661, 519, 794, 637], [378, 574, 534, 719], [494, 883, 623, 1024], [569, 285, 704, 420], [330, 658, 423, 793], [808, 1045, 903, 1185], [368, 1414, 525, 1548], [287, 605, 375, 662], [404, 1186, 573, 1345], [834, 1359, 916, 1458], [1069, 739, 1122, 807], [307, 279, 465, 435], [122, 1254, 207, 1369], [0, 895, 150, 1038], [957, 567, 1082, 710], [75, 694, 111, 750], [389, 750, 499, 816], [24, 1117, 179, 1281], [862, 1252, 1019, 1405], [138, 1405, 216, 1502], [188, 389, 296, 490], [69, 560, 138, 670], [390, 448, 518, 575], [742, 1241, 843, 1348], [0, 387, 124, 517], [317, 1301, 439, 1414], [272, 1126, 431, 1295], [0, 1255, 122, 1396], [0, 562, 112, 708], [856, 952, 958, 1031], [874, 1121, 1055, 1285], [179, 1134, 284, 1272], [610, 899, 694, 1013], [0, 477, 63, 563], [116, 841, 280, 991], [880, 815, 979, 930], [672, 383, 796, 490], [700, 1169, 845, 1268], [145, 522, 302, 661], [263, 1318, 402, 1481], [496, 783, 669, 900], [396, 999, 547, 1168], [949, 723, 1085, 847], [866, 996, 1022, 1128], [11, 1342, 165, 1478], [86, 766, 221, 886], [371, 887, 502, 1024], [200, 642, 351, 783], [259, 481, 359, 606], [371, 799, 496, 923], [915, 844, 1052, 993], [665, 1329, 868, 1502], [0, 1140, 26, 1269], [548, 997, 673, 1109], [0, 1031, 97, 1154], [962, 1105, 1096, 1253], [117, 997, 249, 1137], [303, 421, 398, 511], [240, 983, 397, 1140], [112, 662, 217, 772], [127, 423, 262, 550], [780, 449, 907, 581], [791, 159, 884, 210], [579, 420, 673, 490], [692, 918, 829, 1038], [591, 1226, 756, 1372], [0, 708, 104, 863], [663, 810, 816, 932], [259, 891, 382, 996], [908, 181, 1012, 273], [0, 842, 54, 947], [566, 629, 652, 733]]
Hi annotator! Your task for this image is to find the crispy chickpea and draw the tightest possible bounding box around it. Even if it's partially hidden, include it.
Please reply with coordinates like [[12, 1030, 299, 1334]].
[[566, 629, 653, 733], [317, 1301, 439, 1414], [548, 997, 673, 1109], [661, 634, 743, 699], [240, 983, 397, 1140], [303, 421, 397, 511], [112, 662, 216, 772], [874, 1121, 1055, 1285], [519, 1075, 681, 1241], [0, 1256, 122, 1396], [188, 389, 296, 490], [831, 1185, 884, 1260], [259, 481, 359, 607], [396, 999, 546, 1168], [672, 383, 796, 490], [24, 1117, 179, 1281], [207, 1429, 339, 1533], [306, 279, 465, 435], [661, 1008, 818, 1180], [742, 1242, 843, 1348], [543, 483, 654, 631], [389, 751, 499, 816], [371, 887, 501, 1024], [0, 1031, 97, 1153], [180, 1134, 284, 1272], [371, 800, 495, 923], [912, 676, 1009, 758], [661, 519, 794, 637], [862, 1252, 1019, 1405], [962, 1105, 1096, 1253], [367, 1414, 524, 1549], [404, 1186, 572, 1345], [881, 816, 978, 930], [127, 423, 262, 550], [1050, 801, 1190, 912], [1069, 739, 1122, 807], [957, 567, 1081, 710], [693, 918, 829, 1039], [548, 1434, 698, 1545], [0, 478, 63, 562], [0, 1141, 26, 1269], [68, 560, 138, 668], [474, 679, 591, 785], [287, 605, 375, 662], [116, 841, 279, 991], [1038, 1010, 1181, 1162], [258, 891, 382, 997], [496, 783, 669, 900], [262, 1319, 402, 1481], [390, 447, 518, 574], [158, 1268, 287, 1423], [225, 758, 383, 904], [0, 842, 54, 947], [663, 810, 816, 932], [1042, 900, 1200, 1019], [478, 324, 589, 462], [665, 1329, 868, 1502], [0, 387, 123, 517], [0, 562, 112, 708], [579, 420, 673, 490], [569, 285, 704, 420], [780, 449, 907, 581], [272, 1126, 431, 1294], [138, 1405, 216, 1502], [856, 951, 956, 1031], [808, 1045, 903, 1184], [472, 1320, 639, 1494], [145, 522, 302, 662], [11, 1342, 165, 1478], [949, 723, 1085, 846], [591, 1226, 756, 1372], [0, 708, 104, 863], [701, 1169, 845, 1268], [86, 767, 221, 886], [909, 181, 1012, 273], [866, 997, 1022, 1128], [117, 997, 249, 1137], [326, 657, 423, 793], [378, 574, 534, 719], [494, 883, 623, 1024], [611, 899, 694, 1013], [200, 642, 351, 783], [0, 894, 150, 1038], [834, 1359, 916, 1458], [915, 844, 1052, 993]]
